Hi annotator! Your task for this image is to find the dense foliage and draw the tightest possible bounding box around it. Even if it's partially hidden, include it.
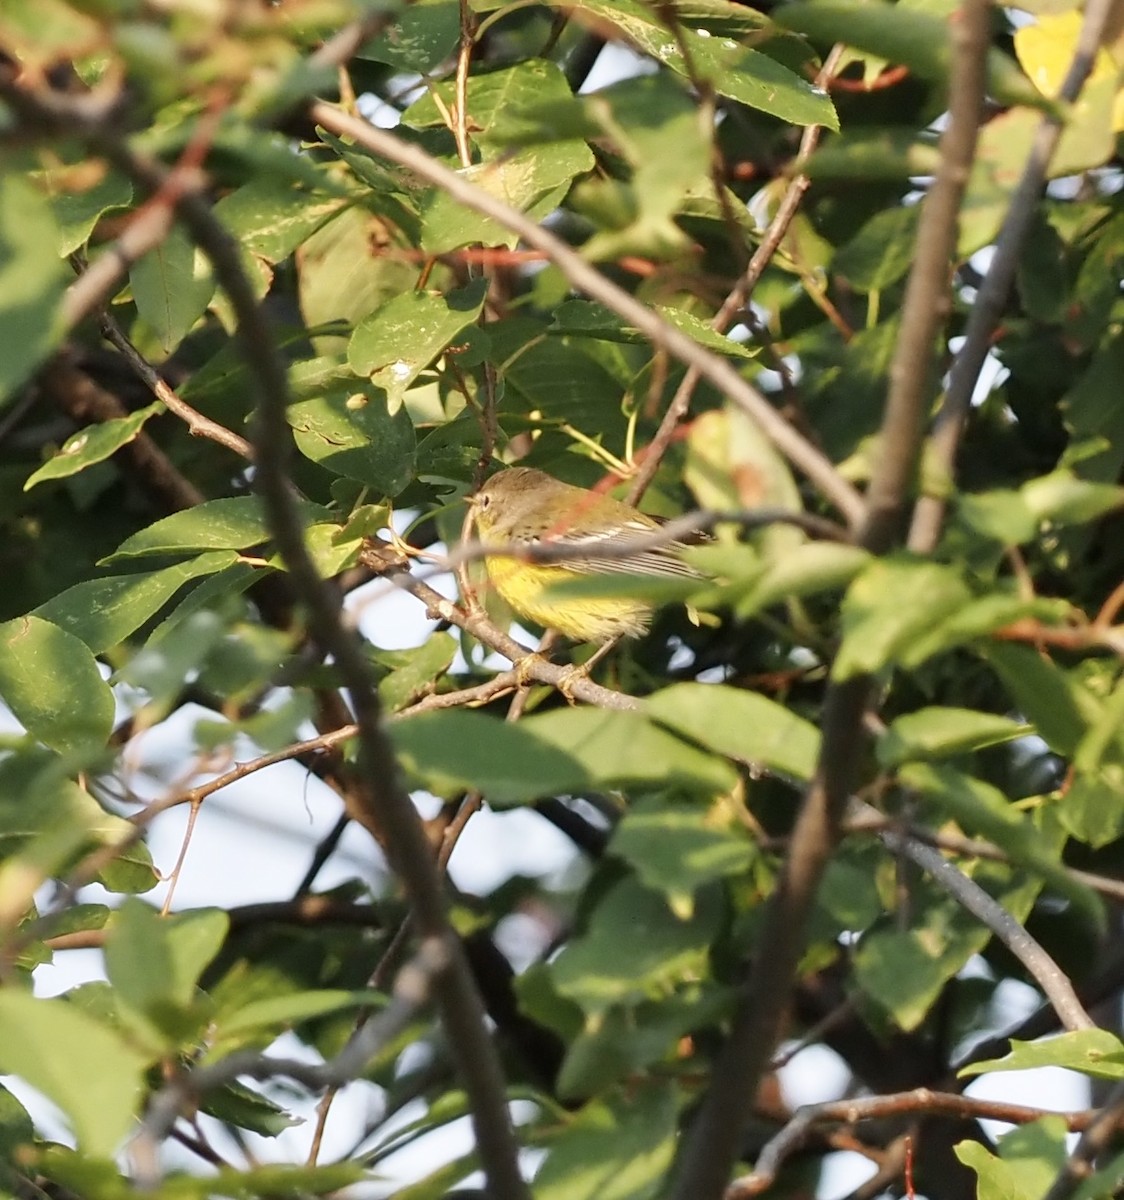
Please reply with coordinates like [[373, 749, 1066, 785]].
[[0, 0, 1123, 1198]]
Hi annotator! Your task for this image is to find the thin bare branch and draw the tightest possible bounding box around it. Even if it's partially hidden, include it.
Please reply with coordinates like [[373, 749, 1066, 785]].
[[729, 1088, 1102, 1198], [876, 821, 1095, 1032], [96, 306, 255, 459]]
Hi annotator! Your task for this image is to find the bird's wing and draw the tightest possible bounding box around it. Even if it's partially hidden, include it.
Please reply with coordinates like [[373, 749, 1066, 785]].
[[530, 520, 703, 579]]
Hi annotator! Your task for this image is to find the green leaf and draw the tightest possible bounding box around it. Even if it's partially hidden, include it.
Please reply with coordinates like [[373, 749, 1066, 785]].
[[960, 1029, 1124, 1079], [390, 709, 590, 803], [551, 300, 754, 359], [853, 864, 1040, 1032], [376, 632, 458, 712], [292, 203, 420, 356], [288, 382, 416, 494], [833, 558, 972, 679], [348, 281, 487, 406], [0, 1084, 34, 1182], [1060, 766, 1124, 849], [525, 707, 738, 795], [213, 179, 348, 263], [878, 708, 1029, 768], [578, 73, 713, 259], [957, 489, 1039, 545], [986, 643, 1096, 757], [359, 0, 460, 70], [164, 907, 229, 1004], [1020, 469, 1124, 525], [199, 1081, 302, 1138], [0, 616, 114, 752], [0, 174, 68, 403], [0, 751, 156, 895], [214, 989, 382, 1040], [46, 169, 132, 256], [0, 990, 148, 1155], [556, 988, 727, 1100], [34, 552, 239, 653], [956, 1119, 1069, 1200], [611, 798, 754, 908], [571, 0, 838, 128], [102, 497, 325, 563], [646, 682, 820, 782], [405, 58, 582, 151], [25, 402, 164, 490], [213, 1164, 366, 1196], [419, 144, 595, 252], [130, 225, 215, 355], [721, 541, 870, 619], [534, 1084, 679, 1200], [549, 877, 722, 1014], [833, 205, 921, 292], [805, 128, 941, 181], [104, 899, 176, 1033], [833, 564, 1064, 680]]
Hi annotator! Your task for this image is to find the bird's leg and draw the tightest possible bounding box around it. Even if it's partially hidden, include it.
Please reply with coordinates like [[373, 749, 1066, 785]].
[[557, 636, 623, 703]]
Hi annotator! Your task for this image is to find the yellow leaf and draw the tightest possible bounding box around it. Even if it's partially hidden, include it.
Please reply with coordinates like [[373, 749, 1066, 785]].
[[1014, 10, 1124, 130]]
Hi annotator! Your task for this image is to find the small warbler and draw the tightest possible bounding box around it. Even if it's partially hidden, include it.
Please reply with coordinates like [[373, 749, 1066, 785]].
[[468, 466, 701, 644]]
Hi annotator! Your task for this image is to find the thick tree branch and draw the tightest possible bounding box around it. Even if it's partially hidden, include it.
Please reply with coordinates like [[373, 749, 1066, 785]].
[[0, 81, 530, 1200], [670, 6, 993, 1197], [863, 1, 990, 553], [908, 0, 1121, 553]]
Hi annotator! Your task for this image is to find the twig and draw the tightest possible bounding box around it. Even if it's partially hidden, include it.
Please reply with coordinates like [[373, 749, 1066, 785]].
[[368, 503, 850, 590], [728, 1089, 1102, 1198], [96, 307, 255, 459], [46, 895, 390, 952], [876, 819, 1095, 1032], [453, 0, 475, 169], [308, 102, 865, 529], [294, 813, 351, 895], [908, 0, 1120, 553], [846, 813, 1124, 902], [669, 8, 993, 1197]]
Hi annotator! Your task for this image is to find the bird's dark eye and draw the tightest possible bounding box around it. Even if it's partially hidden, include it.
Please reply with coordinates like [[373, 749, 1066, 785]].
[[477, 493, 491, 510]]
